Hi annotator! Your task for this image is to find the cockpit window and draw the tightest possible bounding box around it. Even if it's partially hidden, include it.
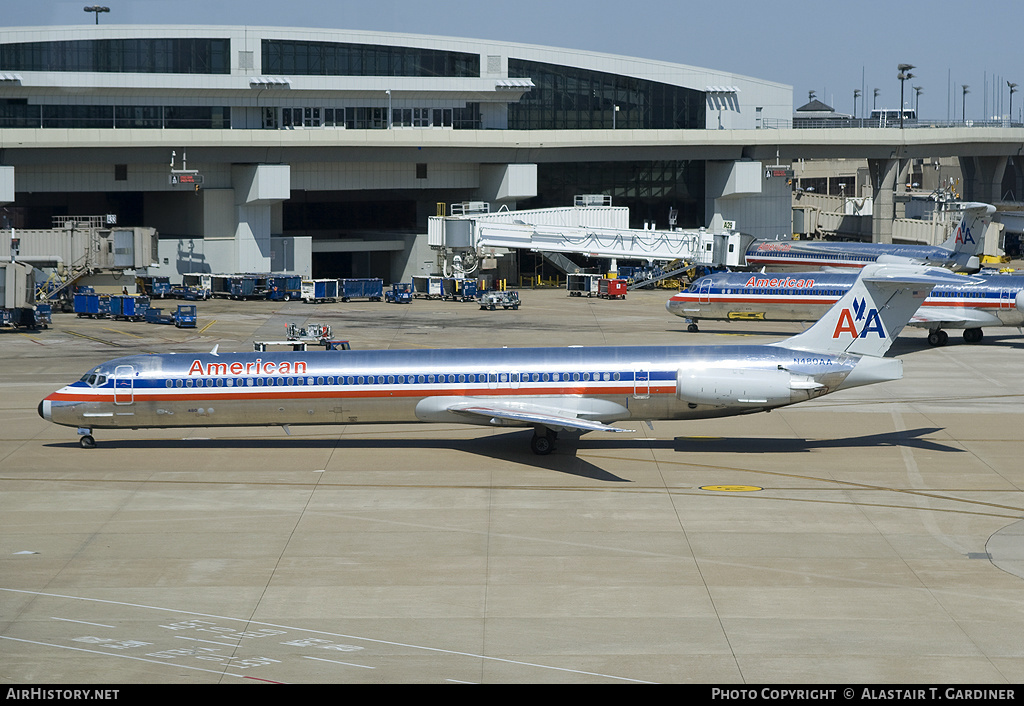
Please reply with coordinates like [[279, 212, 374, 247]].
[[78, 372, 108, 387]]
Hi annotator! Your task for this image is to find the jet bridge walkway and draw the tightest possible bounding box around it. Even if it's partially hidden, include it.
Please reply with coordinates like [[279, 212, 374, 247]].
[[427, 201, 753, 275]]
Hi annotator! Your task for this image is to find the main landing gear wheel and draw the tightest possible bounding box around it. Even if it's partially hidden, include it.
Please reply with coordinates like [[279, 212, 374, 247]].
[[963, 328, 984, 344], [530, 429, 557, 455], [79, 435, 96, 449], [687, 323, 699, 333], [927, 330, 949, 347]]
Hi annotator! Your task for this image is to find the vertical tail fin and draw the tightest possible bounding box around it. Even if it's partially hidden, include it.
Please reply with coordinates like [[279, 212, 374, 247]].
[[776, 264, 958, 357], [940, 202, 995, 255]]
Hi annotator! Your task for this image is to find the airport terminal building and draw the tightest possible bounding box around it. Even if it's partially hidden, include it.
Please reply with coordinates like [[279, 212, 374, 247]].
[[0, 25, 793, 282]]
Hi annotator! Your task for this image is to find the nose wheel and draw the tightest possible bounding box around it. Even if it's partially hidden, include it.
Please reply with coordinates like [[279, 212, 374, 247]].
[[77, 428, 96, 449]]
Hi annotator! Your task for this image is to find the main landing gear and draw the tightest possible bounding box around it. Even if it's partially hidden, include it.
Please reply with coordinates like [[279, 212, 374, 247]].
[[530, 427, 558, 455], [927, 328, 984, 346]]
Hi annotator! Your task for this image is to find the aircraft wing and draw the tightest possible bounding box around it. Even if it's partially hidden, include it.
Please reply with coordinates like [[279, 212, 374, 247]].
[[909, 307, 1002, 328], [447, 402, 634, 434]]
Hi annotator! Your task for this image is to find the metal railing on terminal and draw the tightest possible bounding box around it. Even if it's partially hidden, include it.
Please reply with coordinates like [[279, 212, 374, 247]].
[[764, 118, 1023, 129]]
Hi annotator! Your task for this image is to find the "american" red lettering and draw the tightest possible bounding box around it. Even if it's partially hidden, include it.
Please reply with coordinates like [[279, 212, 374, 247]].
[[187, 359, 308, 376]]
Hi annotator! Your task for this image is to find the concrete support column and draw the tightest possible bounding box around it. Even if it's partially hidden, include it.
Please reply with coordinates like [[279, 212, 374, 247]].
[[475, 164, 537, 208], [231, 164, 290, 273], [958, 156, 1008, 203], [895, 159, 911, 219], [868, 158, 898, 243], [0, 166, 14, 206]]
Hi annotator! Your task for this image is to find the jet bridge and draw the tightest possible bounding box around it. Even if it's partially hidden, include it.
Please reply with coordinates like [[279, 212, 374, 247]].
[[427, 198, 753, 276]]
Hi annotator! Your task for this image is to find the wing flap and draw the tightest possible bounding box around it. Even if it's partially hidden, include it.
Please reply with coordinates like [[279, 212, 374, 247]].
[[448, 403, 633, 434], [909, 307, 1001, 327]]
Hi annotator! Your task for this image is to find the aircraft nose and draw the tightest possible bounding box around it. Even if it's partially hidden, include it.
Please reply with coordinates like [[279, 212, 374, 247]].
[[38, 399, 51, 421]]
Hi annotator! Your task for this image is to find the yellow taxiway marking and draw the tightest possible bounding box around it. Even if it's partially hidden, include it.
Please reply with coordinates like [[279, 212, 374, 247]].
[[700, 485, 763, 492], [198, 319, 216, 334], [103, 327, 144, 339], [65, 330, 125, 347]]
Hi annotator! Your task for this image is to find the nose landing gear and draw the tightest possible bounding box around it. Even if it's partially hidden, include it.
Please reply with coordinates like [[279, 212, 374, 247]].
[[77, 428, 96, 449]]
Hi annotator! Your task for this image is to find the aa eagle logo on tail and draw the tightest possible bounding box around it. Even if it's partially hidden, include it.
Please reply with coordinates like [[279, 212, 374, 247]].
[[833, 297, 885, 339]]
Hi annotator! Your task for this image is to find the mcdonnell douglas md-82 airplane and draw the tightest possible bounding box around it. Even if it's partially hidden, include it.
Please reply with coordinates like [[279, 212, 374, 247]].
[[667, 270, 1024, 346], [40, 265, 959, 455], [744, 203, 994, 272]]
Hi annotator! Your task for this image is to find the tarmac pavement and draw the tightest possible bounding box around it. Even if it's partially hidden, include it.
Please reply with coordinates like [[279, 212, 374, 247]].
[[1, 287, 1023, 684]]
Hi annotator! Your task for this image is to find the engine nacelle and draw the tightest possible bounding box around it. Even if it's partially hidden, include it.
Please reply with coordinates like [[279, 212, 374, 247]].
[[677, 367, 795, 407]]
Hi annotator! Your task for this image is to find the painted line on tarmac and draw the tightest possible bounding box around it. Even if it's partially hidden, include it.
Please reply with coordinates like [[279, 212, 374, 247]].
[[65, 329, 127, 347]]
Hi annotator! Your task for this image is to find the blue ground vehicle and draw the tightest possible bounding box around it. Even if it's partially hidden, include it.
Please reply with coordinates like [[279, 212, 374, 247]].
[[385, 282, 413, 303], [145, 304, 197, 328]]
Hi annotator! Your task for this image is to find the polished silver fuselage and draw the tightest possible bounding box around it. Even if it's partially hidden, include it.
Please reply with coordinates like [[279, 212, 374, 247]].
[[667, 272, 1024, 330], [40, 344, 872, 432]]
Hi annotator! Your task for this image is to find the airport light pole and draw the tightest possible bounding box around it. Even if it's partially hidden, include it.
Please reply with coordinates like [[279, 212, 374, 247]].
[[1009, 82, 1018, 125], [84, 5, 109, 24], [914, 86, 922, 115], [962, 85, 970, 123], [897, 64, 915, 128]]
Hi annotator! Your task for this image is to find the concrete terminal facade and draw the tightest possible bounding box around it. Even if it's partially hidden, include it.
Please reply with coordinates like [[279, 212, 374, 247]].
[[1, 25, 1023, 284], [0, 25, 796, 283]]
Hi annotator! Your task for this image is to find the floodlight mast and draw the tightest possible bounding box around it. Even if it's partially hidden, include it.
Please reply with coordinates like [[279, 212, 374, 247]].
[[84, 6, 110, 24], [897, 63, 915, 129]]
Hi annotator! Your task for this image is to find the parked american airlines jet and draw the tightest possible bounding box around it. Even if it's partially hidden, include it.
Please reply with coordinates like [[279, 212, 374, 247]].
[[744, 203, 994, 273], [667, 270, 1024, 346], [40, 265, 959, 455]]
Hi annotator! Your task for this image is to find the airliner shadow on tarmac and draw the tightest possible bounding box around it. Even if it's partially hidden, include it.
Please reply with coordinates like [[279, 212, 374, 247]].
[[41, 431, 631, 482], [41, 426, 960, 481]]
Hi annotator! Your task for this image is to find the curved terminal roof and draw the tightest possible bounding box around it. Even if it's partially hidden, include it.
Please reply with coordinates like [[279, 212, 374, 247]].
[[0, 24, 793, 130]]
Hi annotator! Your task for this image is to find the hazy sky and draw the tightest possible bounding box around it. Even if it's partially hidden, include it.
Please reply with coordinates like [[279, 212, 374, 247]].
[[3, 0, 1021, 120]]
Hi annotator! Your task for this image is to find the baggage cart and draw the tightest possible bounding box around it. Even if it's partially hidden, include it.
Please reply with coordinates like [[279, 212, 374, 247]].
[[598, 278, 627, 299], [110, 295, 150, 321], [443, 277, 478, 302], [412, 275, 443, 299], [74, 293, 110, 318], [267, 275, 302, 301], [478, 290, 520, 310], [567, 273, 602, 297], [301, 279, 338, 303], [339, 278, 384, 302], [145, 307, 175, 325]]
